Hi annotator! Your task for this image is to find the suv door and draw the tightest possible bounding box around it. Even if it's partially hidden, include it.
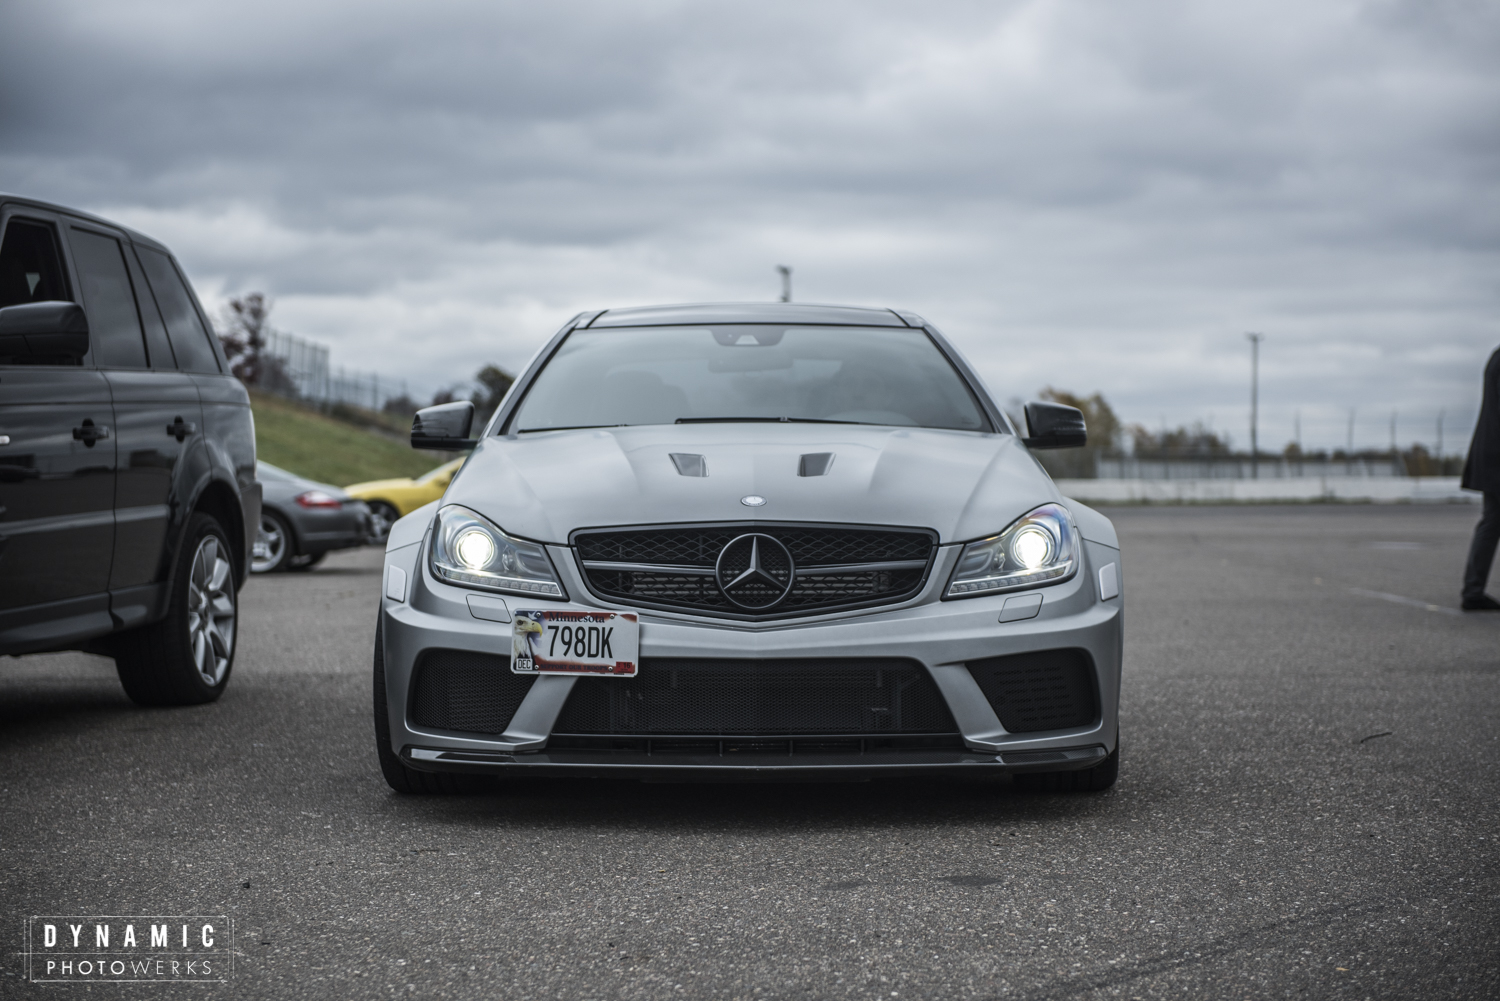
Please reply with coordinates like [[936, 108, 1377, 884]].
[[63, 220, 206, 630], [0, 208, 116, 652], [135, 245, 258, 568]]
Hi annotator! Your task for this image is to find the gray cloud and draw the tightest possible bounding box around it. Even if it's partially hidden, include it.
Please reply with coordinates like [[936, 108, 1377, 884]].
[[1, 0, 1496, 449]]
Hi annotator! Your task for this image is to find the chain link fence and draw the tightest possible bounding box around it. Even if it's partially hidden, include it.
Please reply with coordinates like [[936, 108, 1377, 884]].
[[258, 329, 413, 413]]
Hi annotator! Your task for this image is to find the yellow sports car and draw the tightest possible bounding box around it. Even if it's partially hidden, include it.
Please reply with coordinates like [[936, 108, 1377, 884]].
[[345, 457, 466, 541]]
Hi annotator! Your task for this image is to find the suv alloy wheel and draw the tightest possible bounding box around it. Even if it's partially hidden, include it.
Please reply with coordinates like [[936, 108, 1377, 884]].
[[114, 513, 238, 705]]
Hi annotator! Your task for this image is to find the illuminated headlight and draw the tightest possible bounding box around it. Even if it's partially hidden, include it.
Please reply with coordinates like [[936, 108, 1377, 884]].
[[945, 503, 1078, 598], [429, 505, 565, 598]]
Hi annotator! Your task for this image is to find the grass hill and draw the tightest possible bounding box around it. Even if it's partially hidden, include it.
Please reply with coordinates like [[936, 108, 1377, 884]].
[[251, 391, 448, 487]]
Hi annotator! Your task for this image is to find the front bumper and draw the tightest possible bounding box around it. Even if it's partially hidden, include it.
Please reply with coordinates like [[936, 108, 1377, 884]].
[[380, 532, 1123, 778]]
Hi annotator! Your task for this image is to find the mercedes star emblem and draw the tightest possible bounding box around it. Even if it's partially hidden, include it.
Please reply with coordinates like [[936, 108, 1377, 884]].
[[714, 533, 795, 609]]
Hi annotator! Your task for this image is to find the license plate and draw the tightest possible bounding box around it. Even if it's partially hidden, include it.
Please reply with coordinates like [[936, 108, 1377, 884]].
[[511, 610, 639, 676]]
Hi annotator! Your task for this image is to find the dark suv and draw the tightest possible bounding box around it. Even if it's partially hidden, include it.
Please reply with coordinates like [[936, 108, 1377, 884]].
[[0, 194, 259, 704]]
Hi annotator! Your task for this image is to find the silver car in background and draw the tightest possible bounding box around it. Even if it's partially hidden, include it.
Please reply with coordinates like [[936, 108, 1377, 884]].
[[253, 462, 371, 573], [375, 303, 1122, 793]]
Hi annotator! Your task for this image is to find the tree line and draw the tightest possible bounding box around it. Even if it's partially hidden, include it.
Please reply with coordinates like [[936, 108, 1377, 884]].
[[217, 292, 515, 429]]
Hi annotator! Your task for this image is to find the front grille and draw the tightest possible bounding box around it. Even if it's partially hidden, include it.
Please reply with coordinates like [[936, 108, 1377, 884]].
[[553, 658, 958, 736], [966, 649, 1098, 733], [573, 523, 935, 619], [409, 649, 535, 734]]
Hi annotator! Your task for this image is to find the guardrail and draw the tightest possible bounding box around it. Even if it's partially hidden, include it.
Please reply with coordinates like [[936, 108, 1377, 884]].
[[1094, 457, 1408, 479], [1056, 476, 1474, 504]]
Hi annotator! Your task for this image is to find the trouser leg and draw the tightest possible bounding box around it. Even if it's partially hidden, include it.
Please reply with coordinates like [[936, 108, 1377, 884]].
[[1463, 492, 1500, 600]]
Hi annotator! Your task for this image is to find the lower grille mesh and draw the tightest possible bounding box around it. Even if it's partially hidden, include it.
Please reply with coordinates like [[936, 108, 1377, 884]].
[[966, 649, 1098, 733], [410, 649, 535, 734], [553, 658, 958, 735]]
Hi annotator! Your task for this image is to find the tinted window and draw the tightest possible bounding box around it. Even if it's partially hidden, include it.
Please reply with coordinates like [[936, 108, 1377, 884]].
[[125, 246, 177, 369], [70, 227, 148, 369], [137, 246, 220, 374], [0, 218, 69, 308], [513, 326, 991, 433]]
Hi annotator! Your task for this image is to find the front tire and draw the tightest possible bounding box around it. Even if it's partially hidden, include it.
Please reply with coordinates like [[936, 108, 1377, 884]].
[[373, 617, 482, 794], [115, 513, 238, 706]]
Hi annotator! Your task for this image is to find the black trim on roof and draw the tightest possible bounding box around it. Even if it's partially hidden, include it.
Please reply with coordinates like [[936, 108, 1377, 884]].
[[586, 302, 910, 328]]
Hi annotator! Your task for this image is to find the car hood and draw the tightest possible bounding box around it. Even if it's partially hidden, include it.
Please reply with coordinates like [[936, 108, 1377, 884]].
[[442, 425, 1065, 545], [345, 477, 416, 495]]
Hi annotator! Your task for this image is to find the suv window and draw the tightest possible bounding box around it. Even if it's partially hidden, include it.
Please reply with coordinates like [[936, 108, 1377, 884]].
[[0, 218, 70, 308], [70, 227, 149, 369], [136, 246, 221, 374]]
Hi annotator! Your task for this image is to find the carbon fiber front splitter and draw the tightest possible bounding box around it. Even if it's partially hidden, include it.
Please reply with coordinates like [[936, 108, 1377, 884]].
[[401, 743, 1108, 780]]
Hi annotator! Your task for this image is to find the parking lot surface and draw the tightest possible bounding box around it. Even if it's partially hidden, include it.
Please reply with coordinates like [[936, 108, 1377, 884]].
[[2, 504, 1497, 999]]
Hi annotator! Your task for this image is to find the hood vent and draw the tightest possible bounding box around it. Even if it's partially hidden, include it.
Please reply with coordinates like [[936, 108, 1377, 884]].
[[670, 453, 708, 477], [798, 452, 835, 477]]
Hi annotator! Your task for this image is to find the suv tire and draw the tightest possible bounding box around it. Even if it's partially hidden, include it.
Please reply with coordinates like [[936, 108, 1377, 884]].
[[373, 618, 483, 794], [114, 513, 238, 706]]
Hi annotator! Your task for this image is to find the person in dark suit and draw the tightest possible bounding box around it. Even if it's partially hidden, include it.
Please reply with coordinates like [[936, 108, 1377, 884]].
[[1462, 345, 1500, 610]]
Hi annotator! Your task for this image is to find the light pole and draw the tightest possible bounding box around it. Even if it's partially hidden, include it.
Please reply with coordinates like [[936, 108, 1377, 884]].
[[1246, 332, 1262, 479], [776, 265, 792, 303]]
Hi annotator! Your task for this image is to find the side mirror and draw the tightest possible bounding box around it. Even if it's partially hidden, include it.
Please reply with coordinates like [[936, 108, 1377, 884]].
[[0, 301, 91, 365], [1022, 401, 1087, 449], [411, 401, 477, 450]]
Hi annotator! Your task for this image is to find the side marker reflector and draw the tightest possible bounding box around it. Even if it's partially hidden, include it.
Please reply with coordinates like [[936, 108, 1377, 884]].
[[386, 565, 408, 603], [1098, 562, 1119, 601]]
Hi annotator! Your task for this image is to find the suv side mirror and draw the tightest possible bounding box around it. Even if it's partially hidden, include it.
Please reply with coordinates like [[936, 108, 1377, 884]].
[[411, 401, 477, 450], [0, 301, 91, 365], [1022, 401, 1087, 449]]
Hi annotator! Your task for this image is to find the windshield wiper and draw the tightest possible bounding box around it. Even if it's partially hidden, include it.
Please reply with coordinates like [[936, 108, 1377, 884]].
[[674, 416, 873, 425]]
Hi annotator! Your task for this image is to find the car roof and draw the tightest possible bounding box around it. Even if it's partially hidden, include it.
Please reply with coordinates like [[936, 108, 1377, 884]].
[[0, 191, 172, 253], [584, 302, 924, 328]]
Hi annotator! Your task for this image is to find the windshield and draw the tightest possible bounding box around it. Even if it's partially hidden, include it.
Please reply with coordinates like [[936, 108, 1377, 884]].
[[510, 326, 991, 433]]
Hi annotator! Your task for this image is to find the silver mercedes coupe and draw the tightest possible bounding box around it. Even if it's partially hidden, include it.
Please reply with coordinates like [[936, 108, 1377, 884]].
[[374, 303, 1123, 793]]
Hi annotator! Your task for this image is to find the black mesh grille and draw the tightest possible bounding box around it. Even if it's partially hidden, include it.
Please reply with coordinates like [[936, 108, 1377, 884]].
[[547, 734, 967, 757], [966, 649, 1098, 733], [573, 524, 935, 618], [553, 658, 958, 735], [410, 649, 535, 735]]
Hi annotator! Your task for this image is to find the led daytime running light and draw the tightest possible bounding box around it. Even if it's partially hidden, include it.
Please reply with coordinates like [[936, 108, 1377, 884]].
[[945, 503, 1078, 599], [429, 505, 565, 599]]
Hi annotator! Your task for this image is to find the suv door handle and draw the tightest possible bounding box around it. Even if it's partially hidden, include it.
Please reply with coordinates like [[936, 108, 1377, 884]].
[[166, 416, 198, 441], [72, 420, 110, 445]]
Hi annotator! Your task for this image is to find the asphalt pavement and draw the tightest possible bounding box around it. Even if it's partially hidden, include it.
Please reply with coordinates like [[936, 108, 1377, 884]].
[[2, 503, 1497, 1000]]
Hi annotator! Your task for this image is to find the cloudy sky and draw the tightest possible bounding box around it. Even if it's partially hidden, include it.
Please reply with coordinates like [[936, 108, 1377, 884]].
[[2, 0, 1496, 452]]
